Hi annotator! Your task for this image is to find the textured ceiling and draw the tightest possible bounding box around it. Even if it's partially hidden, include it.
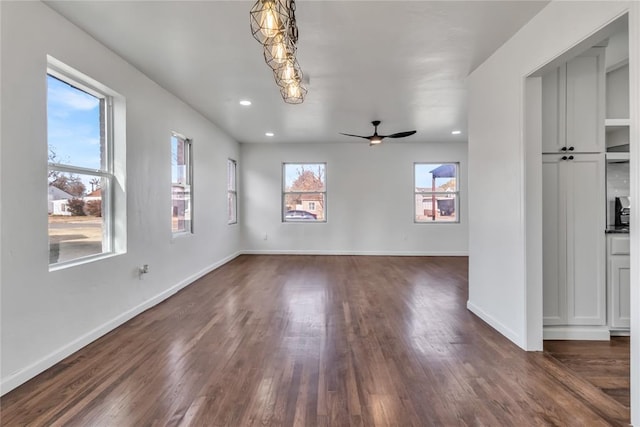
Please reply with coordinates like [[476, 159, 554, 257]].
[[46, 1, 549, 144]]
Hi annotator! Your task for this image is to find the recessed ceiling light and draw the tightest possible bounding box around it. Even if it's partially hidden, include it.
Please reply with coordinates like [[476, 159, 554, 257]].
[[239, 100, 252, 106], [451, 130, 462, 135], [265, 132, 274, 137]]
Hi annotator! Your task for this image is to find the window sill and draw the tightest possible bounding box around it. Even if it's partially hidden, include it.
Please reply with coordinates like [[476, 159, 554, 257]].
[[282, 220, 328, 224], [49, 251, 122, 272], [171, 231, 193, 242]]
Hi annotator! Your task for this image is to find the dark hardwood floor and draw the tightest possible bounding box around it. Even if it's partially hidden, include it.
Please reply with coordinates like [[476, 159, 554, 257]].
[[1, 255, 630, 426], [545, 337, 630, 408]]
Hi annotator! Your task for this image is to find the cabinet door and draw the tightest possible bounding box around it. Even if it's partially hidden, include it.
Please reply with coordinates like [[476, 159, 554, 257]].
[[609, 255, 631, 329], [542, 66, 566, 153], [565, 48, 605, 153], [542, 155, 567, 324], [565, 154, 606, 325]]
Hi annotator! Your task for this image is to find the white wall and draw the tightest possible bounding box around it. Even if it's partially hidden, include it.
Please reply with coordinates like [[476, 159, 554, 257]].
[[0, 2, 241, 393], [467, 1, 631, 346], [241, 141, 468, 255]]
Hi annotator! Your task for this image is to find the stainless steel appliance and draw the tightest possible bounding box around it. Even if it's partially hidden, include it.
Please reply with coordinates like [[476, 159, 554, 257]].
[[615, 196, 630, 227]]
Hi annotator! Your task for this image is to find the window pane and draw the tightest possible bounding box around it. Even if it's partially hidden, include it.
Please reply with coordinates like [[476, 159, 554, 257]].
[[48, 172, 107, 263], [47, 75, 104, 171], [228, 192, 237, 224], [228, 159, 236, 191], [171, 135, 192, 234], [284, 193, 325, 221], [172, 185, 191, 233], [171, 136, 188, 185], [415, 193, 457, 222], [284, 163, 325, 192], [415, 163, 457, 192]]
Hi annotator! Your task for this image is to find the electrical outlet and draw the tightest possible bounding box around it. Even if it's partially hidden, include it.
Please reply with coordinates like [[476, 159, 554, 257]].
[[139, 264, 149, 279]]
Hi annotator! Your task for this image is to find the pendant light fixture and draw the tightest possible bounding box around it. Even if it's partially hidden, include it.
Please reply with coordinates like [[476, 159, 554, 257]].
[[249, 0, 306, 104], [249, 0, 287, 45]]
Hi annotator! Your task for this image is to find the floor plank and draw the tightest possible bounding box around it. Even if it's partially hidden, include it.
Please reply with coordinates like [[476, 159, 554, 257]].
[[1, 255, 630, 426], [545, 337, 630, 408]]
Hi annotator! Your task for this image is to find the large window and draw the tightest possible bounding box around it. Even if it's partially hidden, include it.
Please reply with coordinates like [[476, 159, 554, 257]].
[[283, 163, 326, 222], [227, 158, 237, 224], [414, 163, 459, 223], [47, 70, 114, 267], [171, 133, 193, 234]]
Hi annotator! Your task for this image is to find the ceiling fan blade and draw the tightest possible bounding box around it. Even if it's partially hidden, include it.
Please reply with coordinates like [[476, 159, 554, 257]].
[[339, 132, 372, 140], [385, 130, 417, 139]]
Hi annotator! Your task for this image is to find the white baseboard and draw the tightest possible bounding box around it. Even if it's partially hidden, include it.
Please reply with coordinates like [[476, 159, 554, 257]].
[[242, 249, 469, 256], [0, 251, 241, 396], [466, 300, 524, 349], [543, 326, 611, 341]]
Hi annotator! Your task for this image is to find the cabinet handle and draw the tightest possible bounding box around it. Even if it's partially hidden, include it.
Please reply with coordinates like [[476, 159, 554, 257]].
[[561, 146, 568, 152], [568, 155, 574, 160], [568, 146, 574, 151], [561, 156, 568, 160]]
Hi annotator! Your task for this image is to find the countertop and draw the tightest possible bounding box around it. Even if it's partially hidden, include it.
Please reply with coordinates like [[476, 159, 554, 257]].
[[605, 225, 630, 234]]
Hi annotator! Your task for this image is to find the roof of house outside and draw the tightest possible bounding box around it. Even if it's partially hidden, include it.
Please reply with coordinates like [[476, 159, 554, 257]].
[[48, 185, 74, 200]]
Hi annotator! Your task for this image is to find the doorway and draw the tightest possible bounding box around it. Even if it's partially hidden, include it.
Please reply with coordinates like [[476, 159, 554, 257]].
[[524, 11, 637, 425]]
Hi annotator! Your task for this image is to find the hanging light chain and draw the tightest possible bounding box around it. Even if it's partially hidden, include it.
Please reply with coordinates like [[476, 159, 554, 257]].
[[287, 0, 298, 45]]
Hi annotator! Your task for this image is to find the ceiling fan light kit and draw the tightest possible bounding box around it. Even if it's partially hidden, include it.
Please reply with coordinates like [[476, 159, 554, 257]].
[[249, 0, 306, 104], [340, 120, 417, 146]]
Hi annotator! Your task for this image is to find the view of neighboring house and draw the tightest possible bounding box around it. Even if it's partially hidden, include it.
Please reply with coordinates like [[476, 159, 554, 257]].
[[171, 184, 192, 229], [48, 185, 103, 216], [414, 189, 456, 221], [85, 188, 101, 201], [286, 193, 324, 220], [47, 185, 74, 215]]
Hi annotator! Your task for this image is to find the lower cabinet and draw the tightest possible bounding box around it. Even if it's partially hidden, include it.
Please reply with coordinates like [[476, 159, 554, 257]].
[[608, 235, 630, 331]]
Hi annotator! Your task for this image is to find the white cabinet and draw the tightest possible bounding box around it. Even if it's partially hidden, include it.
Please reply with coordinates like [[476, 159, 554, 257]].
[[542, 48, 605, 154], [605, 63, 630, 152], [543, 154, 606, 327], [608, 235, 630, 330]]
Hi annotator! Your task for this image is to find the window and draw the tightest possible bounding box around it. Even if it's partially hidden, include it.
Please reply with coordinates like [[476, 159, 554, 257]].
[[47, 69, 115, 267], [414, 163, 459, 223], [227, 159, 237, 224], [283, 163, 326, 222], [171, 133, 193, 234]]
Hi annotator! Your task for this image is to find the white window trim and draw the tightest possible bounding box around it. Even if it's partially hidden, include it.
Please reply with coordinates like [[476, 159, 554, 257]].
[[47, 64, 117, 270], [171, 132, 194, 236], [282, 162, 327, 223], [413, 162, 460, 224], [228, 158, 238, 225]]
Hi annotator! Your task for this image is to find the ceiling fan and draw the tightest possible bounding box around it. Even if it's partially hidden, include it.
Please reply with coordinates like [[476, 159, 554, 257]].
[[340, 120, 416, 145]]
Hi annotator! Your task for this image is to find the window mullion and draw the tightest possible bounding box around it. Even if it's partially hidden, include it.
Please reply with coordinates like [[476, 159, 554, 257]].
[[48, 163, 111, 178]]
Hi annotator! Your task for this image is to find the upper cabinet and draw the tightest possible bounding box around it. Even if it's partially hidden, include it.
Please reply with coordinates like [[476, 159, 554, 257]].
[[542, 48, 605, 154], [605, 62, 630, 152]]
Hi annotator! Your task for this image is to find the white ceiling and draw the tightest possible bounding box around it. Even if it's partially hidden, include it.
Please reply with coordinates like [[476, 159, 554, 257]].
[[46, 1, 548, 144]]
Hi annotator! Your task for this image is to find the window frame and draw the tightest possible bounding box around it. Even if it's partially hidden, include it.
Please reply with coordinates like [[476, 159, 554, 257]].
[[47, 66, 115, 269], [171, 132, 194, 235], [413, 162, 460, 224], [282, 162, 327, 223], [227, 158, 238, 225]]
